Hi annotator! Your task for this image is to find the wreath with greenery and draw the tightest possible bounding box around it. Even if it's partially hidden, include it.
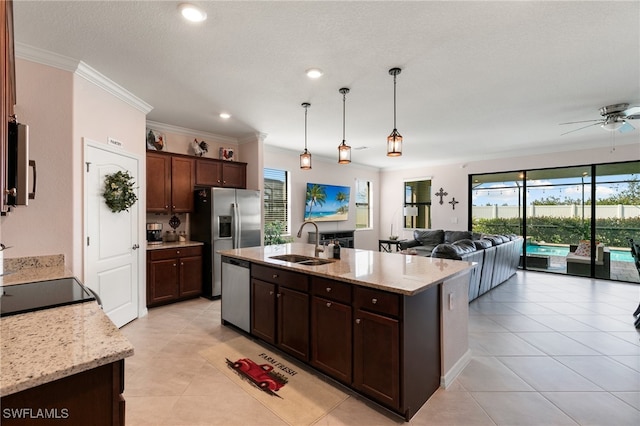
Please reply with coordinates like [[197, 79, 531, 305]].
[[103, 171, 138, 213]]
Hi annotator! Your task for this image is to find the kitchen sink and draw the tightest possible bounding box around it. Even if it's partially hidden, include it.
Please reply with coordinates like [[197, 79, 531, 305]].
[[269, 254, 335, 265]]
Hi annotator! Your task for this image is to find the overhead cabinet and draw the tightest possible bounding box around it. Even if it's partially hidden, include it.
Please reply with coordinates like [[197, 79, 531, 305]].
[[195, 158, 246, 188], [146, 152, 195, 213]]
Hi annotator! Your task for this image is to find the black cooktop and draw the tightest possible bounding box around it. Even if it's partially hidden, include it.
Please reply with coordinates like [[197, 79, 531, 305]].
[[0, 277, 96, 318]]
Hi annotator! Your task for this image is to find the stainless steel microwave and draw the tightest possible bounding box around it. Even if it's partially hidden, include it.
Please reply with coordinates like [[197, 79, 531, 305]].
[[7, 121, 35, 206]]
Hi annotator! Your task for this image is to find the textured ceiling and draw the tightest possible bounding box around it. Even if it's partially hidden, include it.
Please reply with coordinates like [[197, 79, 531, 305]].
[[12, 0, 640, 170]]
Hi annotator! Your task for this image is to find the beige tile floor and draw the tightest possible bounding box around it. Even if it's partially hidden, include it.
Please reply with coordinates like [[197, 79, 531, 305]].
[[121, 271, 640, 425]]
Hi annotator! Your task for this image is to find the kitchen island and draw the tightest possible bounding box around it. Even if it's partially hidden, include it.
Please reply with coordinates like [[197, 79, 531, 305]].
[[1, 256, 133, 425], [219, 243, 475, 421]]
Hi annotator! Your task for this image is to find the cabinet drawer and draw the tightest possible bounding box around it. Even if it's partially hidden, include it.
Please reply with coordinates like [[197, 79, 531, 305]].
[[148, 246, 202, 261], [252, 264, 308, 292], [311, 277, 351, 304], [353, 287, 400, 317]]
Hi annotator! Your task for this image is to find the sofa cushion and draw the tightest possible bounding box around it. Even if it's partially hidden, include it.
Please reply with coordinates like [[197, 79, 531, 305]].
[[413, 229, 444, 246], [473, 238, 493, 249], [483, 235, 503, 246], [444, 230, 473, 243], [453, 239, 477, 254]]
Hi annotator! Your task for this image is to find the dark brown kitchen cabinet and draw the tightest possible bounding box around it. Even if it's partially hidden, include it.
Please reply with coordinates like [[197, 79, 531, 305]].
[[353, 286, 401, 411], [251, 278, 276, 344], [251, 264, 309, 361], [195, 158, 247, 188], [1, 0, 15, 213], [147, 246, 202, 307], [146, 152, 195, 213], [1, 360, 125, 426], [310, 277, 352, 384]]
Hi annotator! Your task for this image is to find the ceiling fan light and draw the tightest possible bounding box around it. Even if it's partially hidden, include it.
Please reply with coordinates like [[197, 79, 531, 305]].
[[601, 120, 624, 131]]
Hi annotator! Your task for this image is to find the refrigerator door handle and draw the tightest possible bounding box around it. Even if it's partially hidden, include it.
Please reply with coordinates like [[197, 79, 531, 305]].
[[232, 202, 240, 249]]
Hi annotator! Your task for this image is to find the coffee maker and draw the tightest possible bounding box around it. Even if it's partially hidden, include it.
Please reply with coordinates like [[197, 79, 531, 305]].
[[146, 223, 163, 244]]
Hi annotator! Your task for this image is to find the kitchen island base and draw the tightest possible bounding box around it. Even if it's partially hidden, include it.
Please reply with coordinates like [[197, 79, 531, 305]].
[[1, 360, 125, 425]]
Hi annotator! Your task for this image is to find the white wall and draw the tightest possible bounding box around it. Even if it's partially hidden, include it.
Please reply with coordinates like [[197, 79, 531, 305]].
[[1, 58, 148, 285], [1, 60, 74, 262], [380, 142, 640, 241], [264, 146, 381, 251]]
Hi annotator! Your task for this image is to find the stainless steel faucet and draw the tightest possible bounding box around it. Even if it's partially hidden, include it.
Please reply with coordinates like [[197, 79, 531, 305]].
[[297, 221, 324, 257]]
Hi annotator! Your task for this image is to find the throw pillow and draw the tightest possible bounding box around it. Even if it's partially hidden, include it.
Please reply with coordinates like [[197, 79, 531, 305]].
[[574, 240, 591, 256]]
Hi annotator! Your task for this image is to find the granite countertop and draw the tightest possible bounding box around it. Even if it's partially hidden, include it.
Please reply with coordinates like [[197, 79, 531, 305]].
[[218, 243, 475, 296], [146, 240, 204, 251], [0, 255, 134, 397]]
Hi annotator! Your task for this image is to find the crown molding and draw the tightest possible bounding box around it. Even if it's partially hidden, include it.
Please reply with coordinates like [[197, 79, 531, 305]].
[[15, 42, 78, 72], [146, 120, 238, 145], [15, 42, 153, 114], [238, 132, 268, 145]]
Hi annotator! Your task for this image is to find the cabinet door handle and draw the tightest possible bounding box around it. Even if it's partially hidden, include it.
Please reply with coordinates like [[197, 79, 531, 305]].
[[276, 293, 281, 298], [355, 318, 361, 324], [326, 287, 332, 293], [272, 274, 278, 278], [371, 298, 378, 304], [165, 205, 169, 209], [173, 263, 177, 267], [172, 205, 176, 209], [181, 262, 184, 266], [269, 291, 274, 296], [176, 250, 180, 254], [326, 302, 332, 308]]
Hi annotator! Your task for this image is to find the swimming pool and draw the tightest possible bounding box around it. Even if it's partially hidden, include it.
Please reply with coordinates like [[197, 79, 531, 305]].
[[525, 243, 633, 262]]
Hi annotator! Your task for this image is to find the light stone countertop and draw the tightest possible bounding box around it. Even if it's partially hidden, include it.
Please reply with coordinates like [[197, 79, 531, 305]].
[[0, 256, 134, 397], [218, 243, 475, 296], [0, 301, 134, 397], [146, 240, 204, 251]]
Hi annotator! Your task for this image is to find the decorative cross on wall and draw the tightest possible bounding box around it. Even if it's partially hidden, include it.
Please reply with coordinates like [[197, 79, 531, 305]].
[[449, 197, 459, 210], [435, 188, 448, 205]]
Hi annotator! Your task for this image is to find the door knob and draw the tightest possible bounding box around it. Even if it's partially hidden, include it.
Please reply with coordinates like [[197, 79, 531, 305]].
[[132, 244, 140, 250]]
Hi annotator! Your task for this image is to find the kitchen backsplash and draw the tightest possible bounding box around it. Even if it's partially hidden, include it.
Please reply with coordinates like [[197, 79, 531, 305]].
[[146, 213, 189, 241], [4, 254, 65, 272]]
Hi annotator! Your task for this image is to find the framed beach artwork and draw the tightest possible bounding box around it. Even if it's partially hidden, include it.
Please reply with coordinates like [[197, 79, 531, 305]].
[[304, 182, 350, 222], [146, 128, 166, 151]]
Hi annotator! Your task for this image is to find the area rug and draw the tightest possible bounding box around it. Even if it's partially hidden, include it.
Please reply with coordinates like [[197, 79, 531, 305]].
[[199, 336, 349, 426]]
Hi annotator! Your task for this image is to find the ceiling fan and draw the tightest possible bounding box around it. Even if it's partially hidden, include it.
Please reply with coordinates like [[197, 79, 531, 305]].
[[560, 103, 640, 135]]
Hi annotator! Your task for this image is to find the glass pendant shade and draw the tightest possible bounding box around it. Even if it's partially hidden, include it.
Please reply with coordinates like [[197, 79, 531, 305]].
[[387, 68, 403, 157], [300, 102, 312, 170], [387, 129, 403, 156], [338, 140, 351, 163], [300, 149, 312, 169]]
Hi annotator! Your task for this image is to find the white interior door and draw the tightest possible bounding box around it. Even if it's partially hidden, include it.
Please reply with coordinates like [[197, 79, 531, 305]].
[[85, 142, 140, 328]]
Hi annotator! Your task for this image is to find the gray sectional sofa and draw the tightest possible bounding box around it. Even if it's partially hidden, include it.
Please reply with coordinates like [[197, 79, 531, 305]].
[[400, 230, 523, 302]]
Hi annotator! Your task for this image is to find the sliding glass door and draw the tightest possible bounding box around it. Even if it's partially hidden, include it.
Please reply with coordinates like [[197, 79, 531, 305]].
[[470, 160, 639, 283]]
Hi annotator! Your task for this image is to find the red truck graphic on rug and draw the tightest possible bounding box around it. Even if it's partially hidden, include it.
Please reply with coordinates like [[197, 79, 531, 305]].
[[226, 358, 288, 398]]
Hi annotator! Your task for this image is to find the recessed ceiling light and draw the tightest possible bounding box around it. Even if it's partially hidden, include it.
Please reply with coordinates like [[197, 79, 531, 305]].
[[178, 3, 207, 22], [219, 113, 231, 119], [305, 68, 323, 79]]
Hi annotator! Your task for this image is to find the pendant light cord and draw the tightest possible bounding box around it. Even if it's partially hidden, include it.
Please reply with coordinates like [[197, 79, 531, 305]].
[[342, 92, 346, 140], [393, 73, 397, 129], [304, 104, 308, 151]]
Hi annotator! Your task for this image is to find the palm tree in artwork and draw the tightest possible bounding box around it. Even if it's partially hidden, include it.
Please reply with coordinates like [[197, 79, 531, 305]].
[[306, 184, 327, 217], [335, 191, 349, 215]]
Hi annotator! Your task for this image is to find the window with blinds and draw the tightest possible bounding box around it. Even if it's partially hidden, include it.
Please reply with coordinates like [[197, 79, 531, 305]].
[[355, 179, 371, 229], [264, 168, 289, 233]]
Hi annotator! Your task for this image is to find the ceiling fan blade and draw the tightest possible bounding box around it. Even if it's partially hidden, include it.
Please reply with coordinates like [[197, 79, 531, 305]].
[[618, 121, 636, 133], [622, 106, 640, 120], [560, 122, 602, 136], [559, 119, 603, 125]]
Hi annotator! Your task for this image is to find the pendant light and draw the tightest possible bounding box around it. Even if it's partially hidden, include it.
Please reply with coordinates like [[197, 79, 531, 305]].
[[387, 67, 403, 157], [300, 102, 312, 170], [338, 88, 351, 164]]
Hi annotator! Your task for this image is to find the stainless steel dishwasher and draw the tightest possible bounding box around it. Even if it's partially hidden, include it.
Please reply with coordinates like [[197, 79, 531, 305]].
[[221, 256, 251, 333]]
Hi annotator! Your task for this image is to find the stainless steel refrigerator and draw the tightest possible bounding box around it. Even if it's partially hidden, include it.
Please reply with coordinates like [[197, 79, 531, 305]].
[[190, 187, 261, 299]]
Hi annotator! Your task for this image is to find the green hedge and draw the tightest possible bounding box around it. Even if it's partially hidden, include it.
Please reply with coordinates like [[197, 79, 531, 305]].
[[472, 216, 640, 247]]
